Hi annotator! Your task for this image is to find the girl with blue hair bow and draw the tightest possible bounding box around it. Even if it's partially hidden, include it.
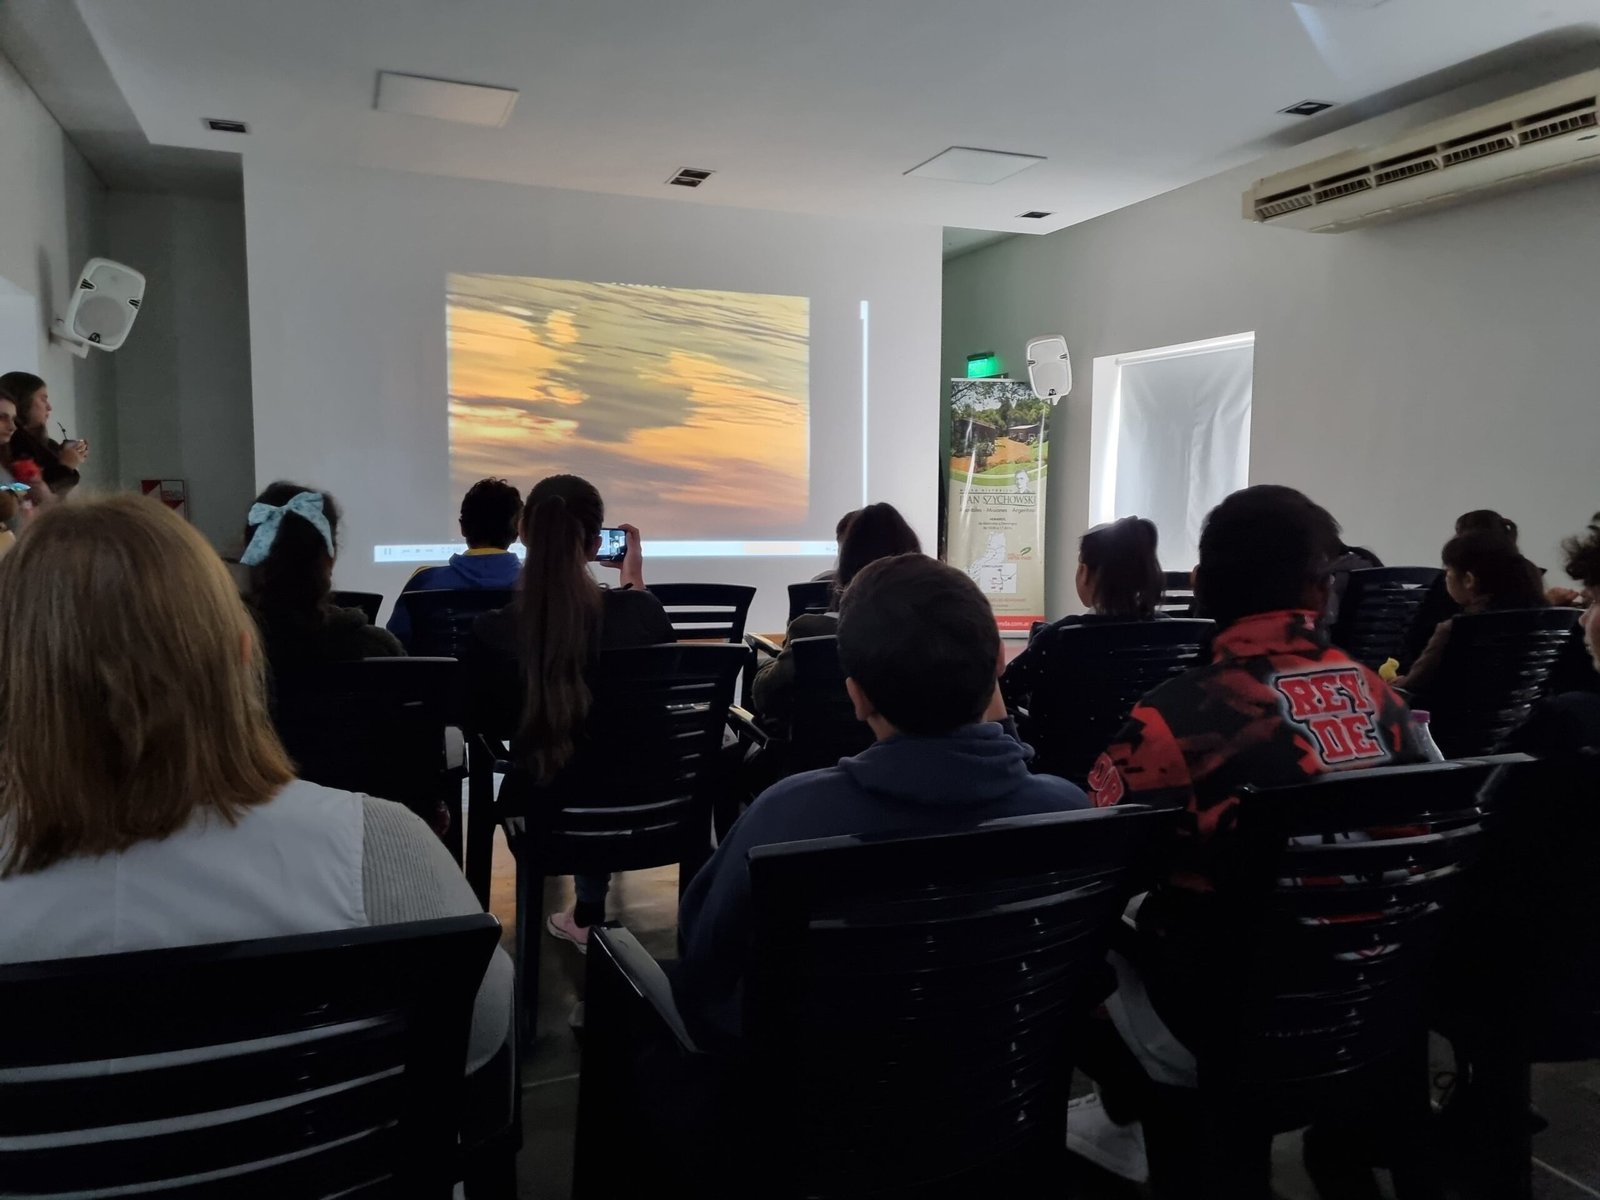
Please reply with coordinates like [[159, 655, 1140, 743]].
[[242, 481, 403, 674]]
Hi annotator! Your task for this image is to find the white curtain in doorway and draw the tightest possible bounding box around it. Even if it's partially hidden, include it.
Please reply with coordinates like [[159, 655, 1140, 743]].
[[1113, 343, 1253, 575]]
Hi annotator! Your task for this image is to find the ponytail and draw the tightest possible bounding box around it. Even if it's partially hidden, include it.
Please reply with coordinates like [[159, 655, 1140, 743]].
[[1080, 516, 1164, 617], [516, 476, 604, 780]]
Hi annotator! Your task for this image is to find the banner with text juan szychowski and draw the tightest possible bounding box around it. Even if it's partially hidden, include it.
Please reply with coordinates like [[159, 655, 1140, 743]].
[[946, 378, 1051, 636]]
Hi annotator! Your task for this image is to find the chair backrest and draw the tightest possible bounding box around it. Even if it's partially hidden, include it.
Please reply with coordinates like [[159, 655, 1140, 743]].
[[401, 587, 515, 659], [743, 807, 1169, 1197], [1158, 569, 1195, 616], [1024, 619, 1214, 782], [648, 583, 756, 643], [786, 579, 833, 624], [272, 657, 457, 821], [1421, 607, 1581, 757], [502, 644, 746, 876], [1204, 760, 1497, 1087], [1330, 567, 1442, 669], [0, 914, 500, 1199], [784, 634, 874, 773], [331, 589, 383, 624]]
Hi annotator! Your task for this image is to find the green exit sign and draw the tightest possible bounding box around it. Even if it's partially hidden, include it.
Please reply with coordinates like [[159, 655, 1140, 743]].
[[966, 351, 1002, 378]]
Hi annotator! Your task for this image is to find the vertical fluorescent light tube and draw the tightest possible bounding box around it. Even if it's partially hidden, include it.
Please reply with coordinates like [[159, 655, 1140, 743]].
[[859, 300, 870, 504], [1100, 371, 1122, 524]]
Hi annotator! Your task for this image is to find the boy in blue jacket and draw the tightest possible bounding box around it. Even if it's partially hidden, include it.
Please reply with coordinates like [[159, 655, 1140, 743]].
[[673, 552, 1088, 1050], [386, 478, 522, 648]]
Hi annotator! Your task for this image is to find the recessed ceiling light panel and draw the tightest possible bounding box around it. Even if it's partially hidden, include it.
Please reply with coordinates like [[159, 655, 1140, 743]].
[[1280, 99, 1336, 117], [374, 71, 518, 128], [906, 147, 1045, 184]]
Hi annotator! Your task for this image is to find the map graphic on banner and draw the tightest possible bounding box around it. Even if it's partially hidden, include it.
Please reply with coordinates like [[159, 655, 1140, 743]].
[[946, 379, 1051, 636]]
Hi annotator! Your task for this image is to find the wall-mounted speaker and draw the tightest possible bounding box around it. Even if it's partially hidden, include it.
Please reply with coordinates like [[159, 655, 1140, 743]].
[[52, 258, 145, 355], [1025, 335, 1072, 402]]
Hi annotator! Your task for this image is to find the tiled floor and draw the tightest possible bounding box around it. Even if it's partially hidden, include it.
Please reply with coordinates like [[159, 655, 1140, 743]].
[[483, 830, 1600, 1200]]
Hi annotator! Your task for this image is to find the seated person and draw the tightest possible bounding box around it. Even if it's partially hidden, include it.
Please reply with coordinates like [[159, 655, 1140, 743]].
[[1391, 530, 1547, 695], [242, 482, 404, 674], [386, 477, 523, 648], [810, 508, 860, 584], [465, 473, 674, 950], [0, 495, 512, 1079], [1507, 514, 1600, 755], [750, 501, 920, 727], [1072, 486, 1420, 1179], [675, 554, 1090, 1052], [2, 371, 85, 496], [1001, 515, 1164, 712]]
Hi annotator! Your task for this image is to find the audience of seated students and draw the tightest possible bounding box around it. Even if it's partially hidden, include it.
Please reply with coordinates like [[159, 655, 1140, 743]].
[[750, 501, 920, 727], [1000, 515, 1165, 713], [1506, 514, 1600, 755], [0, 495, 512, 1077], [1069, 485, 1422, 1181], [386, 477, 524, 649], [674, 553, 1090, 1052], [466, 473, 674, 950], [1390, 530, 1548, 695], [811, 508, 860, 583], [242, 482, 405, 673], [0, 371, 86, 496]]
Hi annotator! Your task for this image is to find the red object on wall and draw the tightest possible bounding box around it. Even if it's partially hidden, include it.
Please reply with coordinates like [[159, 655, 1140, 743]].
[[141, 479, 189, 520]]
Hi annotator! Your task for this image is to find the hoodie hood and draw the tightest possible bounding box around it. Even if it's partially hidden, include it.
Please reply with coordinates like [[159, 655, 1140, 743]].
[[836, 722, 1037, 807], [446, 550, 522, 588]]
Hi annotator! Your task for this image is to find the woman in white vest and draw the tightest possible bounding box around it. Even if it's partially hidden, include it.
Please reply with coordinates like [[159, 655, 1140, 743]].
[[0, 493, 511, 1074]]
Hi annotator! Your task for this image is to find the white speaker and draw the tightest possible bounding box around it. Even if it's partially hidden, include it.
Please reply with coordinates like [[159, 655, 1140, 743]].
[[1025, 334, 1072, 402], [53, 258, 145, 355]]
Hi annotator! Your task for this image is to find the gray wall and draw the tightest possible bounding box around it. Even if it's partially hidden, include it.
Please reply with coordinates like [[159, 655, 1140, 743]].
[[944, 160, 1600, 617]]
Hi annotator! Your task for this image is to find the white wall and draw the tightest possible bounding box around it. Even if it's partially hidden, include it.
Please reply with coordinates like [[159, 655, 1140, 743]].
[[243, 157, 943, 632], [107, 193, 255, 549], [0, 49, 116, 482], [944, 161, 1600, 616]]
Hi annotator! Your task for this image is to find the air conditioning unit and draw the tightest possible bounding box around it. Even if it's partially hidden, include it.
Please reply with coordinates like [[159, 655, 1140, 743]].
[[1244, 70, 1600, 232]]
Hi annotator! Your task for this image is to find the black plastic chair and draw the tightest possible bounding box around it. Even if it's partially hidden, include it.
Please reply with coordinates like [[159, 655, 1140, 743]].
[[400, 587, 515, 658], [1433, 751, 1597, 1200], [576, 806, 1170, 1199], [464, 644, 745, 1036], [0, 914, 501, 1199], [1157, 570, 1193, 616], [786, 579, 833, 623], [731, 634, 873, 786], [331, 589, 384, 624], [648, 582, 756, 643], [1017, 619, 1213, 783], [1330, 567, 1443, 669], [1413, 607, 1580, 757], [272, 657, 463, 856], [1136, 759, 1501, 1199]]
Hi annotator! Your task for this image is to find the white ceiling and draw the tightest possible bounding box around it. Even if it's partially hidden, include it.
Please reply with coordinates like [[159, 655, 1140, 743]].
[[46, 1, 1600, 233]]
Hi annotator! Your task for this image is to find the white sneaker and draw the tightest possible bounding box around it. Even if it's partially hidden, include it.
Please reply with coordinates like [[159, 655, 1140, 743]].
[[1066, 1092, 1149, 1183], [546, 910, 590, 953]]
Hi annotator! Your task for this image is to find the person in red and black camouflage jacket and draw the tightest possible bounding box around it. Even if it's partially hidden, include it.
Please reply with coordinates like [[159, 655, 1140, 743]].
[[1088, 487, 1423, 1025]]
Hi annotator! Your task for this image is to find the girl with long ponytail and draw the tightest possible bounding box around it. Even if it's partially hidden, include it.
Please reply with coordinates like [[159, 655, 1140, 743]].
[[471, 474, 674, 949]]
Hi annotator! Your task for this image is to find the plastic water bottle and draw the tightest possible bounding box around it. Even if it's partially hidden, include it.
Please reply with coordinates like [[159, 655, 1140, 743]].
[[1411, 710, 1446, 763]]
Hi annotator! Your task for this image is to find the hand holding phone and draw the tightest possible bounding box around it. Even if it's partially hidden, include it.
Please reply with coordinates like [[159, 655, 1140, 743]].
[[595, 527, 629, 564]]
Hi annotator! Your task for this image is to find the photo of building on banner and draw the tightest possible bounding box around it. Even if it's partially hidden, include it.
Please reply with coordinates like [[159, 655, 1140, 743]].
[[946, 378, 1051, 636]]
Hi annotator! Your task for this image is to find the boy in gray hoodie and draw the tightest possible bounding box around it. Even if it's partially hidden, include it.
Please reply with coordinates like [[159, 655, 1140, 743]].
[[674, 553, 1088, 1050]]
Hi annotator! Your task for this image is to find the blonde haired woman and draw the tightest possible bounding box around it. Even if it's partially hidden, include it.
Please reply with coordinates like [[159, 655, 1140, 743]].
[[0, 495, 510, 1072]]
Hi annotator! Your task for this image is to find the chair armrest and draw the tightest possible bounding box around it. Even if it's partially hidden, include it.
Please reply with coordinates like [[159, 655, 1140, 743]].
[[745, 633, 784, 660], [727, 705, 769, 748], [589, 926, 701, 1054]]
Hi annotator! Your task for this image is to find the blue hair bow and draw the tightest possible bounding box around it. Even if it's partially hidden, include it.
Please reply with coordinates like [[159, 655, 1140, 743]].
[[240, 491, 333, 566]]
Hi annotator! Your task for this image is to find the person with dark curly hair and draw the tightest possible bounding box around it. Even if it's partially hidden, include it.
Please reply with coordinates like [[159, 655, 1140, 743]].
[[1505, 515, 1600, 754]]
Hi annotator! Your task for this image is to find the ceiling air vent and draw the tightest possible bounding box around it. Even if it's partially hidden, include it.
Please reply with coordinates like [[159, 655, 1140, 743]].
[[1244, 68, 1600, 232], [1280, 100, 1335, 117], [203, 118, 249, 134], [1018, 210, 1052, 219], [668, 168, 714, 188]]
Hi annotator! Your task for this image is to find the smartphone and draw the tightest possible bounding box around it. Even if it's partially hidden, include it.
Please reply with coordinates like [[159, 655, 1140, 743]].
[[596, 526, 629, 564]]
